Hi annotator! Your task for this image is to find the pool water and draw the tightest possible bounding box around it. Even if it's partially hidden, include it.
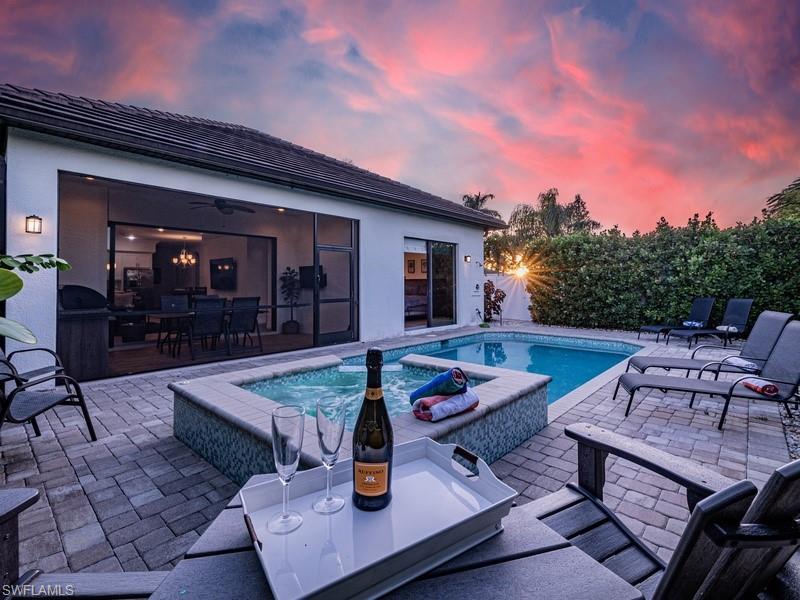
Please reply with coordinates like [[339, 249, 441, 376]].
[[426, 340, 629, 402], [244, 366, 445, 430]]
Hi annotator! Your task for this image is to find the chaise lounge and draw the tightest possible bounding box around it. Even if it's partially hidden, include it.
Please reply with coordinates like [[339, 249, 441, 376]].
[[616, 320, 800, 429], [665, 298, 753, 347], [626, 310, 792, 376], [638, 297, 715, 343]]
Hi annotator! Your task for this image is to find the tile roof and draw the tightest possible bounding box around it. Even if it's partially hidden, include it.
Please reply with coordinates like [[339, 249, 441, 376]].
[[0, 84, 506, 229]]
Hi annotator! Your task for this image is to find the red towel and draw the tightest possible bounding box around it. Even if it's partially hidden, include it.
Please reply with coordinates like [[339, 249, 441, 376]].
[[742, 378, 779, 397], [412, 391, 479, 421]]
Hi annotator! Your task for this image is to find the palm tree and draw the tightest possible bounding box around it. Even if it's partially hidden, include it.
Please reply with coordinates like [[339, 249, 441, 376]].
[[508, 188, 599, 239], [462, 192, 502, 220], [766, 177, 800, 218]]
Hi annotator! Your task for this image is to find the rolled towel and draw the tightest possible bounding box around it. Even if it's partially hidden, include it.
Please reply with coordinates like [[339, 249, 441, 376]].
[[682, 320, 704, 328], [409, 368, 468, 404], [716, 325, 739, 333], [724, 356, 758, 372], [412, 388, 479, 422], [742, 378, 780, 397]]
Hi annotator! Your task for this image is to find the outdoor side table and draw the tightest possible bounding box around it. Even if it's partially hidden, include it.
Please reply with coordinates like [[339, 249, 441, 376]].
[[149, 477, 644, 600]]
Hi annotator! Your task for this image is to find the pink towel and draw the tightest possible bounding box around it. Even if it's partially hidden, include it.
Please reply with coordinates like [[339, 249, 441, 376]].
[[412, 389, 479, 422]]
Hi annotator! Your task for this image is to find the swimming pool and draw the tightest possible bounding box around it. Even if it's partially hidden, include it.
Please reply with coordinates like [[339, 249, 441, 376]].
[[244, 366, 486, 429], [343, 332, 640, 404], [426, 340, 630, 402]]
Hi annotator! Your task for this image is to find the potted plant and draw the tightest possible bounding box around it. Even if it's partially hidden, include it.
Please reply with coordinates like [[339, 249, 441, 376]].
[[280, 266, 301, 334]]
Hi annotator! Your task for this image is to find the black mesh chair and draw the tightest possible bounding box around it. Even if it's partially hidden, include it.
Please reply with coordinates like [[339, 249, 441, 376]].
[[0, 360, 96, 443], [227, 297, 263, 353], [157, 295, 190, 355], [178, 297, 229, 359]]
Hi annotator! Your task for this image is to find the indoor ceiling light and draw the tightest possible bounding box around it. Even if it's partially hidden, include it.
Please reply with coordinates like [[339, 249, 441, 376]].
[[126, 234, 136, 241], [277, 208, 286, 212], [157, 228, 165, 232]]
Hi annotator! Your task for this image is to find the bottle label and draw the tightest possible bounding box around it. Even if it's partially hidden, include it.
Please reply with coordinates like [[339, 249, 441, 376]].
[[354, 461, 389, 496], [364, 387, 383, 401]]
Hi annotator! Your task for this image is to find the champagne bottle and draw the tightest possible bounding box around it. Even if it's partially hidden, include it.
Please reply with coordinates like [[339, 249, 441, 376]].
[[352, 348, 393, 511]]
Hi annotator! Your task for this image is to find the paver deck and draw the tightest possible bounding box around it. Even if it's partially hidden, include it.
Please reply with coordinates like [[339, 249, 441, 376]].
[[0, 323, 789, 573]]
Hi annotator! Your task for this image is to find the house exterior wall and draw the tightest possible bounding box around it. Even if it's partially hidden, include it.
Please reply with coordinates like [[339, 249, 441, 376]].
[[5, 128, 485, 372]]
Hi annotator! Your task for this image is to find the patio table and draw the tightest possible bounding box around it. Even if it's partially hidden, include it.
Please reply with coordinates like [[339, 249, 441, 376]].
[[149, 475, 644, 600]]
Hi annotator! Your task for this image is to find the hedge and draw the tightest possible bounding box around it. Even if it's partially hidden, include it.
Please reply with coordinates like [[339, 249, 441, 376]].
[[523, 216, 800, 330]]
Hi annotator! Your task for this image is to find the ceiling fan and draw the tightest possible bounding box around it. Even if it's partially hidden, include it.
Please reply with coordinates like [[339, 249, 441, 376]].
[[188, 198, 255, 215]]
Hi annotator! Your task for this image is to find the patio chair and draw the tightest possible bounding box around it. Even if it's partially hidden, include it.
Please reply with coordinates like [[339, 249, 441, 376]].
[[615, 320, 800, 429], [177, 296, 229, 359], [0, 347, 65, 383], [665, 298, 754, 347], [227, 296, 263, 353], [638, 297, 715, 342], [157, 294, 190, 355], [627, 310, 792, 376], [524, 423, 800, 599], [1, 488, 167, 599], [0, 361, 97, 442]]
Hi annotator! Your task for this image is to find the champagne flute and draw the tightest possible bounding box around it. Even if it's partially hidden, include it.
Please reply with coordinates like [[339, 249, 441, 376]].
[[268, 405, 305, 534], [313, 397, 347, 514]]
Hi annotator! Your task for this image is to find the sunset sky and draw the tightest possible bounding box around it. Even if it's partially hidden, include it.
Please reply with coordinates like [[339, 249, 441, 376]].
[[2, 0, 798, 231]]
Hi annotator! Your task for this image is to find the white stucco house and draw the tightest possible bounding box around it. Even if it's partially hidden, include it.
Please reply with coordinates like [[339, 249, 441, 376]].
[[0, 84, 505, 380]]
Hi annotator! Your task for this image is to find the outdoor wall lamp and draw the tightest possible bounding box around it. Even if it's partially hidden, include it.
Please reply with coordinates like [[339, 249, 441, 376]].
[[464, 255, 471, 263], [25, 215, 43, 234]]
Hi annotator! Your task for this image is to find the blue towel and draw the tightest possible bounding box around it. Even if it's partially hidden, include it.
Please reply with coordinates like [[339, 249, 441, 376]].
[[409, 368, 469, 404]]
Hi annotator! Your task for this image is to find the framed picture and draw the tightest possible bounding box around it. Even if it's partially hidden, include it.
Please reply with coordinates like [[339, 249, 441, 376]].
[[123, 267, 154, 290], [407, 259, 415, 274], [421, 259, 428, 273]]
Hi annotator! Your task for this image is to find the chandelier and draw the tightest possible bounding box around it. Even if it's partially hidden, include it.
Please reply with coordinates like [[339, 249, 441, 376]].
[[172, 240, 196, 268]]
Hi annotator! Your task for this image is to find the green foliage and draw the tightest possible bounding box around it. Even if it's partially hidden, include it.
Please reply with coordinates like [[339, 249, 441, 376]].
[[765, 176, 800, 219], [0, 253, 71, 343], [462, 191, 502, 221], [524, 215, 800, 330], [508, 188, 600, 239], [483, 280, 507, 322]]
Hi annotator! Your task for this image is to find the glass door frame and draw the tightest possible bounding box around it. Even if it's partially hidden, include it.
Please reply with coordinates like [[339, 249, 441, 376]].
[[313, 217, 359, 346], [404, 239, 457, 330]]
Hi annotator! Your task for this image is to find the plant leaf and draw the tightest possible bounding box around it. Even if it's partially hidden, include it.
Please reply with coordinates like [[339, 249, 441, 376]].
[[0, 316, 36, 344], [0, 269, 23, 302]]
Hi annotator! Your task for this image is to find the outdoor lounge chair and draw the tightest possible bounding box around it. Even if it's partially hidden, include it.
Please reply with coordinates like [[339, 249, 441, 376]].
[[0, 361, 97, 442], [616, 320, 800, 429], [522, 423, 800, 600], [638, 297, 715, 342], [627, 310, 793, 376], [0, 347, 65, 383], [665, 298, 754, 347]]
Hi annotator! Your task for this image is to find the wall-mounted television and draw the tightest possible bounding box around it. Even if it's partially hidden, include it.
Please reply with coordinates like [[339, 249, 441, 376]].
[[210, 258, 237, 290], [299, 265, 327, 289]]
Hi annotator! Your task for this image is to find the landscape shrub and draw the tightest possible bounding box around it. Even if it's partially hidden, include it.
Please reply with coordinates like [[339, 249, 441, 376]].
[[524, 215, 800, 330]]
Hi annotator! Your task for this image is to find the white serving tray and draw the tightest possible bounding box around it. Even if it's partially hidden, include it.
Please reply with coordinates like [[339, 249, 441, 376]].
[[239, 437, 517, 600]]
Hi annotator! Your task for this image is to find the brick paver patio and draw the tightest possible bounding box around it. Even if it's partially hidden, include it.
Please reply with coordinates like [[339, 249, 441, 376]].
[[0, 324, 790, 573]]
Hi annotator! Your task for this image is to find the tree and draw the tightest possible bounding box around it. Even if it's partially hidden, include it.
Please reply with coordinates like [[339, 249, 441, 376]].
[[766, 177, 800, 218], [462, 191, 502, 220], [507, 188, 599, 239]]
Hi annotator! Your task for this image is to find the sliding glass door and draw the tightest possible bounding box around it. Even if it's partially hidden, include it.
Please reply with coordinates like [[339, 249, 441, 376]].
[[430, 242, 456, 327], [404, 239, 456, 329], [315, 215, 358, 346]]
